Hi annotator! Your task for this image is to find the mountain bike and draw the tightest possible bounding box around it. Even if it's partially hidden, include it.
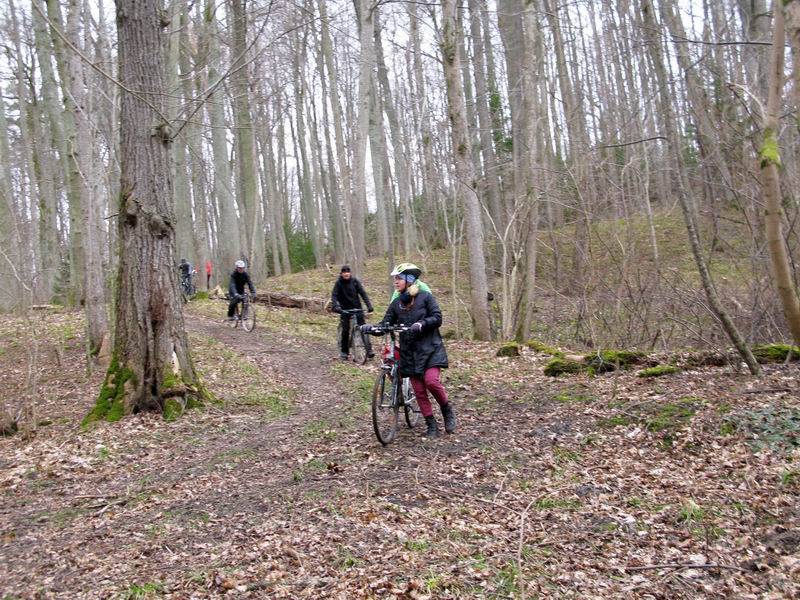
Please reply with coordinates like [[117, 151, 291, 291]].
[[337, 308, 372, 364], [368, 324, 421, 445], [180, 270, 197, 303], [227, 291, 256, 332]]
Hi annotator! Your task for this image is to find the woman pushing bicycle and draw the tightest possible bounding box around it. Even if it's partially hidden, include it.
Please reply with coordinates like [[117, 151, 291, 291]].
[[363, 263, 455, 438]]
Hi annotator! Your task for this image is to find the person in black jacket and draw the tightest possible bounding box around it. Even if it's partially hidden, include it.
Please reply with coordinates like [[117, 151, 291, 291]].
[[331, 265, 374, 360], [227, 260, 256, 319], [363, 264, 455, 438]]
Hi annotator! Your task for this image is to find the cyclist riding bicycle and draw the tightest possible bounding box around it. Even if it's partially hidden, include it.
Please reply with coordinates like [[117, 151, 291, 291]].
[[228, 260, 256, 321], [363, 263, 455, 438], [331, 265, 374, 360], [178, 258, 193, 291]]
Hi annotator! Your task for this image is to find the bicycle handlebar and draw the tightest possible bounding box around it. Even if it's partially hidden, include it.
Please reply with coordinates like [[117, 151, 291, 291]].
[[340, 308, 366, 314], [368, 323, 410, 334]]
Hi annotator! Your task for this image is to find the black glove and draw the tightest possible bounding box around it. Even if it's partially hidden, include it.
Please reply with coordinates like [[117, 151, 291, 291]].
[[410, 321, 424, 334], [367, 306, 374, 313], [359, 324, 372, 335], [236, 293, 243, 301], [332, 305, 342, 314]]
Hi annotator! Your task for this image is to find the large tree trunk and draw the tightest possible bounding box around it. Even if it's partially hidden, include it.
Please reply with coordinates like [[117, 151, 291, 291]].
[[441, 0, 492, 340], [87, 0, 205, 423], [761, 0, 800, 345], [640, 0, 761, 374]]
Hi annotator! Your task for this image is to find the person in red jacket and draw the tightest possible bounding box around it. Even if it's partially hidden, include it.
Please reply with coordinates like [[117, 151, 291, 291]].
[[205, 259, 212, 290]]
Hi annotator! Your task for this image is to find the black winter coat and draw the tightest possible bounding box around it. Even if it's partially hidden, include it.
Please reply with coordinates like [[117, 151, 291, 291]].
[[382, 291, 448, 377], [331, 277, 372, 312], [229, 271, 255, 296]]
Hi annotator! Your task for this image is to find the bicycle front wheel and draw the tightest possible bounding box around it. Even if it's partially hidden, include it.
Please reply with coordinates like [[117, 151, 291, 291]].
[[402, 378, 421, 428], [227, 302, 241, 328], [351, 328, 367, 364], [242, 303, 256, 332], [372, 370, 399, 446]]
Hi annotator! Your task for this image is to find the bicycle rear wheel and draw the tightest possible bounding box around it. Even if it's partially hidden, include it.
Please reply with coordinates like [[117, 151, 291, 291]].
[[351, 328, 367, 364], [242, 303, 256, 332], [402, 378, 421, 428], [372, 370, 399, 446]]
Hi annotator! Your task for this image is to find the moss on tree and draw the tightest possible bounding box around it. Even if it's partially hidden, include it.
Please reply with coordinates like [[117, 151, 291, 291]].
[[82, 355, 136, 427], [759, 129, 782, 169]]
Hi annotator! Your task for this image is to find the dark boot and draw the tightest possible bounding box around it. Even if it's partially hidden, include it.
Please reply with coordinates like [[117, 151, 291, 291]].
[[441, 403, 456, 434], [423, 415, 439, 439]]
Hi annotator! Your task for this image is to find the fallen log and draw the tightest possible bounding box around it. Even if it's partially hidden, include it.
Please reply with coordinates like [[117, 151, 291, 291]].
[[252, 291, 326, 312]]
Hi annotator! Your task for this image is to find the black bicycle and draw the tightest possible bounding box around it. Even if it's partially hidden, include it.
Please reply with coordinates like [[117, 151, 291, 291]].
[[227, 291, 256, 332], [180, 270, 196, 303], [337, 308, 371, 364], [369, 324, 421, 445]]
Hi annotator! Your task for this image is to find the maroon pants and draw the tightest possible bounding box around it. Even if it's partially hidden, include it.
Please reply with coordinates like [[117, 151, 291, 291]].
[[409, 367, 449, 418]]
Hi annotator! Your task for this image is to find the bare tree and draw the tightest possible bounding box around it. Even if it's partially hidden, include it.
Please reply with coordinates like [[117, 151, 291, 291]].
[[87, 0, 206, 423]]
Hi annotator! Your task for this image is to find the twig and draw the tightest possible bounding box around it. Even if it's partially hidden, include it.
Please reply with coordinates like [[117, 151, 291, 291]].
[[624, 563, 746, 573], [741, 387, 792, 394]]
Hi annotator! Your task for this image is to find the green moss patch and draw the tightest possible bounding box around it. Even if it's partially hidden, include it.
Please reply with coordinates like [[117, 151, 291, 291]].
[[496, 342, 520, 357], [584, 349, 646, 373], [637, 365, 681, 378], [82, 355, 136, 427], [752, 343, 800, 363], [543, 358, 587, 377], [525, 339, 564, 357]]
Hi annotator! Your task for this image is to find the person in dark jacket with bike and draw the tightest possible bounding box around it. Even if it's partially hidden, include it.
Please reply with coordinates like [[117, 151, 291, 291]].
[[364, 263, 455, 438], [331, 265, 374, 360], [228, 260, 256, 320]]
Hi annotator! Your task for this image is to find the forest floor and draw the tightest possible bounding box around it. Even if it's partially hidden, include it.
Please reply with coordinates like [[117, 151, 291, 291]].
[[1, 301, 799, 599]]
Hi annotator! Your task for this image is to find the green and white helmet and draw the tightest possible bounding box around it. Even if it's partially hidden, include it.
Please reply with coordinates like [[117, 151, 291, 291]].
[[390, 263, 422, 279]]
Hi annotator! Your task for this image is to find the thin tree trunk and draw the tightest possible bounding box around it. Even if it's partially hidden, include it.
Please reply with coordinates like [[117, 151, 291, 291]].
[[441, 0, 492, 340], [230, 0, 264, 275], [760, 0, 800, 345], [204, 0, 240, 274], [63, 0, 108, 354]]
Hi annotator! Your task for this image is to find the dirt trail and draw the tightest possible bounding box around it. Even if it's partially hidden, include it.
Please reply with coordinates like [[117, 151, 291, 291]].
[[1, 306, 798, 598]]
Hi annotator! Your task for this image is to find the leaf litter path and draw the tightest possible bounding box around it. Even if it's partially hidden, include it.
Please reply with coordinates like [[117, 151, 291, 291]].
[[1, 306, 798, 599]]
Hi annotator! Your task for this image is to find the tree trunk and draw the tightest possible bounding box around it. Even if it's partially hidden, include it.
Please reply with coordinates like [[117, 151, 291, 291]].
[[204, 0, 240, 275], [89, 0, 205, 423], [760, 0, 800, 345], [441, 0, 492, 340], [374, 11, 417, 254], [47, 0, 85, 306], [64, 0, 108, 354], [351, 0, 374, 273], [230, 0, 264, 275]]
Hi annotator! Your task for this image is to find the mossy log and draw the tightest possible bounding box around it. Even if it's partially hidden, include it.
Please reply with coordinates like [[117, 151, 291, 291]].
[[496, 342, 521, 357], [637, 365, 681, 378], [254, 292, 325, 312], [751, 343, 800, 363], [544, 358, 587, 377], [584, 350, 648, 373]]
